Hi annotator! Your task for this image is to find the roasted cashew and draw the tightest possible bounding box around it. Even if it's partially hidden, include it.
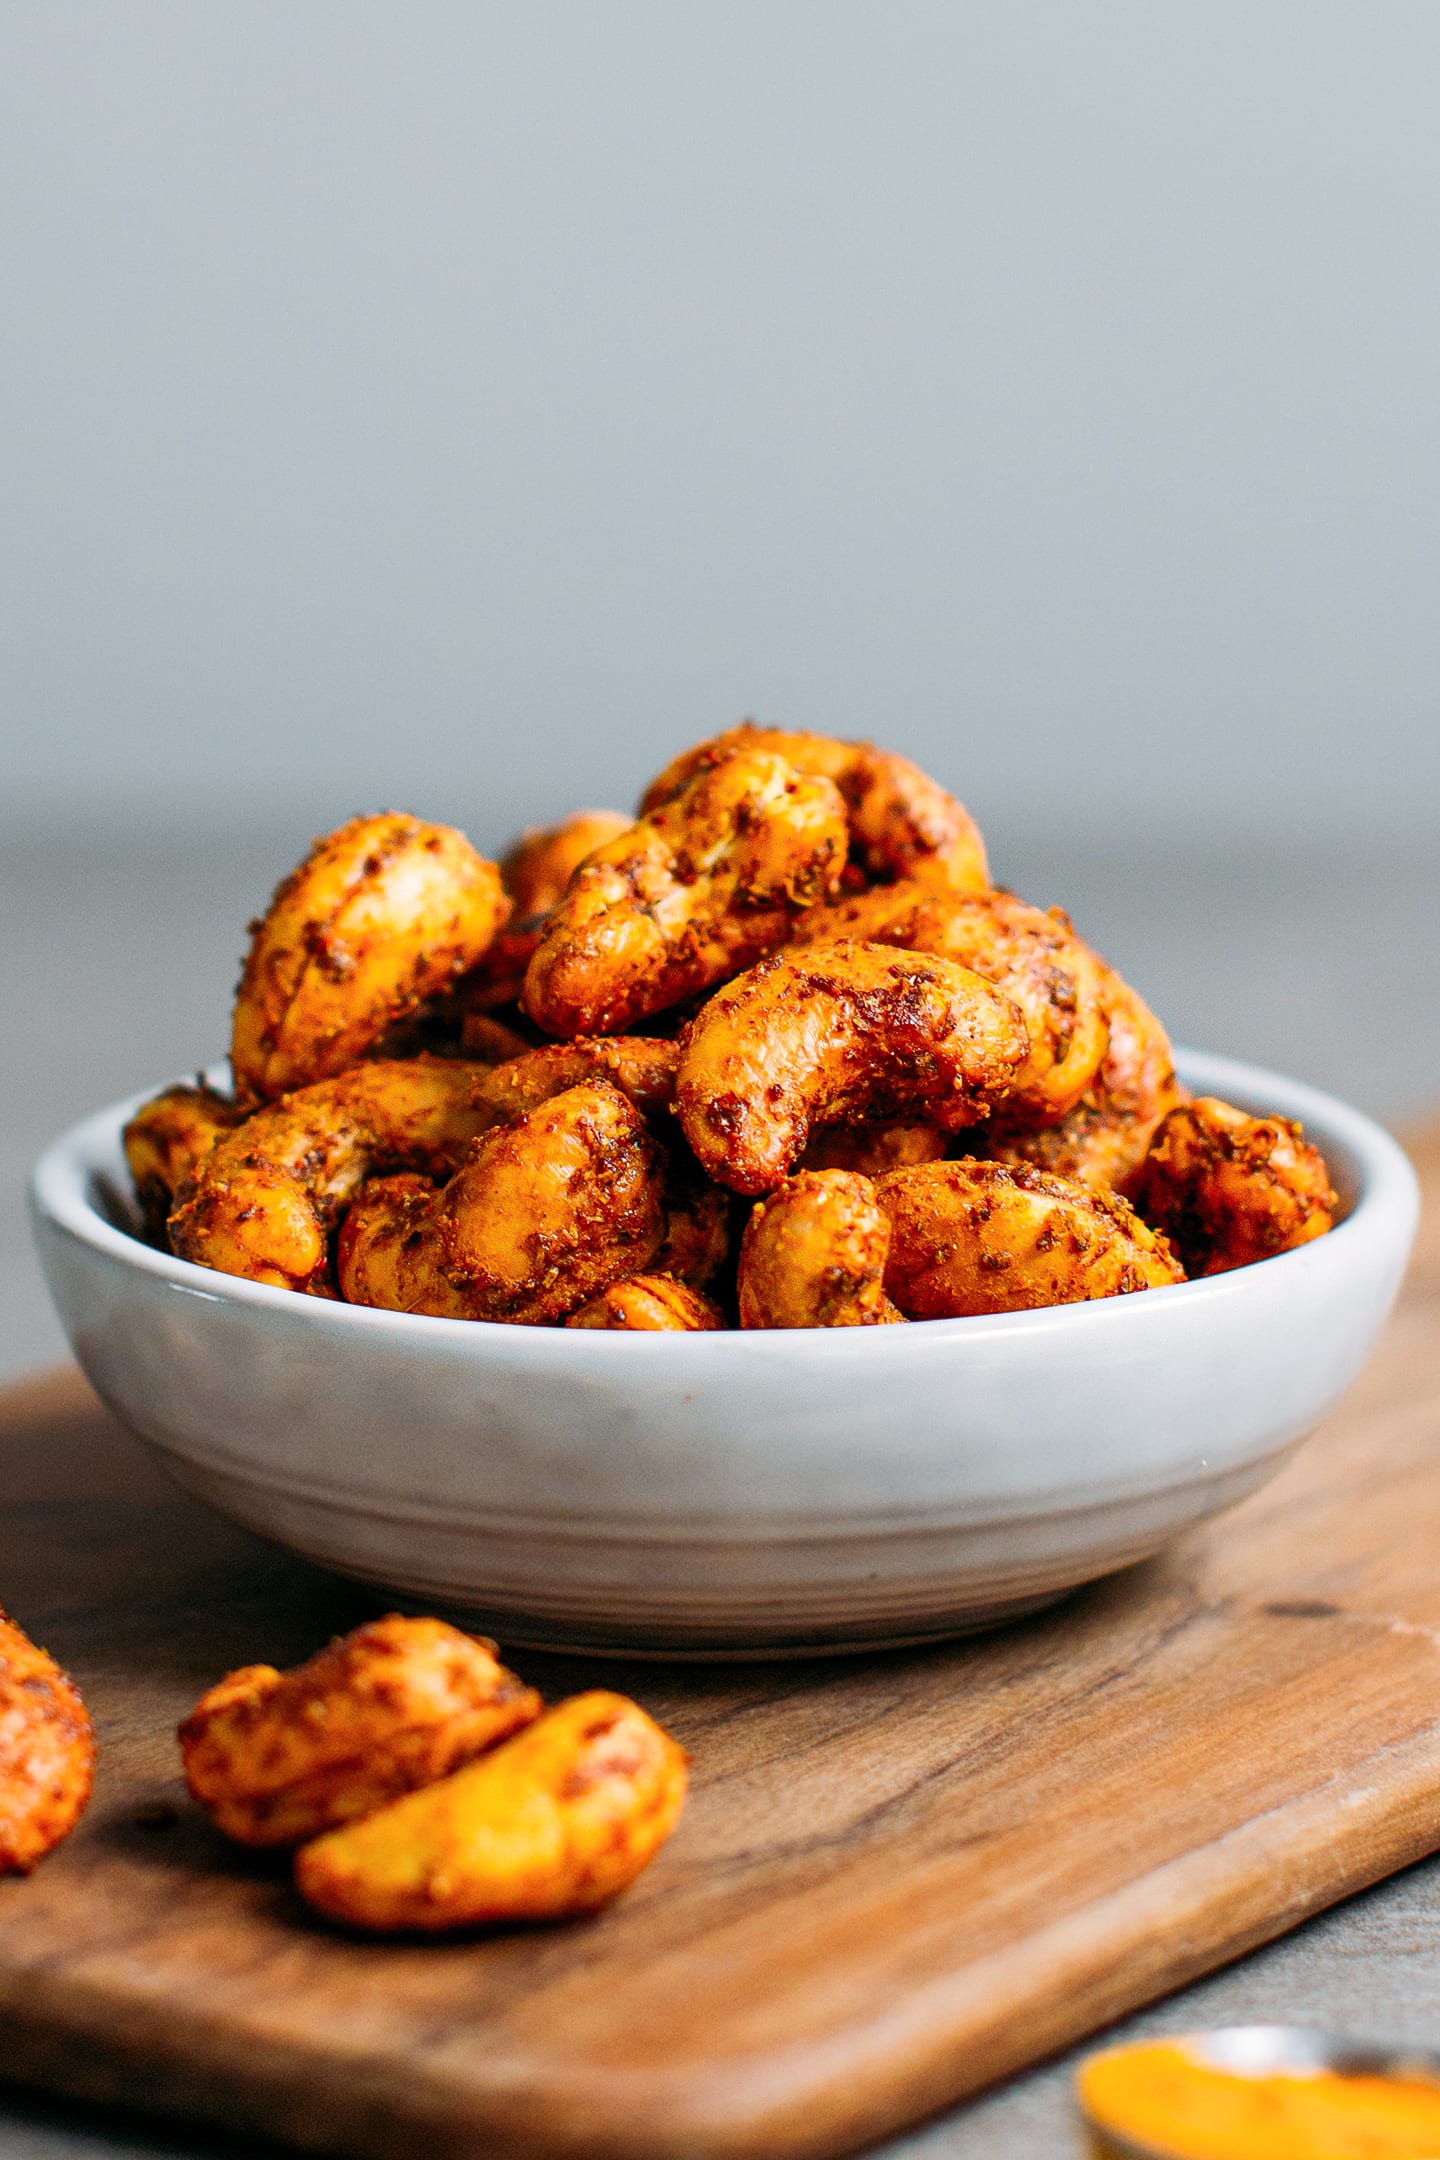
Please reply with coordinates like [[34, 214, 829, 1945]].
[[293, 1690, 688, 1932], [0, 1605, 94, 1874], [178, 1616, 540, 1850], [169, 1057, 498, 1293], [566, 1276, 724, 1330], [437, 1037, 729, 1285], [641, 723, 988, 892], [987, 963, 1184, 1194], [339, 1169, 729, 1319], [338, 1081, 666, 1324], [232, 813, 508, 1103], [738, 1171, 904, 1328], [524, 748, 848, 1038], [123, 1083, 247, 1241], [335, 1175, 473, 1317], [875, 1160, 1184, 1318], [462, 810, 635, 1013], [675, 940, 1029, 1195], [428, 1077, 667, 1323], [1134, 1096, 1336, 1276], [466, 1041, 729, 1287], [787, 884, 1108, 1123]]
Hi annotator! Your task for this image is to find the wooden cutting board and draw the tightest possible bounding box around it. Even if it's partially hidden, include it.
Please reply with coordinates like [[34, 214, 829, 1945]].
[[3, 1125, 1439, 2160]]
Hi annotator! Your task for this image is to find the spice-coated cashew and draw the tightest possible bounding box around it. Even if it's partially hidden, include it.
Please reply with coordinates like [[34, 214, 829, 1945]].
[[1133, 1096, 1336, 1276], [294, 1690, 688, 1932], [232, 813, 508, 1104], [468, 1040, 728, 1286], [524, 748, 849, 1037], [179, 1616, 540, 1850], [641, 724, 989, 893], [675, 940, 1030, 1195], [335, 1174, 473, 1317], [787, 884, 1109, 1124], [738, 1171, 903, 1329], [0, 1605, 94, 1875], [463, 810, 635, 1013], [875, 1159, 1184, 1318], [337, 1081, 667, 1324]]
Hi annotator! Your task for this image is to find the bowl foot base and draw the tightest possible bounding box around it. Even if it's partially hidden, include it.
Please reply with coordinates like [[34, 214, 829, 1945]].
[[386, 1583, 1082, 1661]]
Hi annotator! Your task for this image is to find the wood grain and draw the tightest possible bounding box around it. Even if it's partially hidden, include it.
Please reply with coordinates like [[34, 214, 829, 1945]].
[[2, 1124, 1438, 2160]]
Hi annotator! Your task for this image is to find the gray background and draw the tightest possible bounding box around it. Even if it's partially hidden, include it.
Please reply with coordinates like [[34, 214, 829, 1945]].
[[4, 0, 1440, 843], [2, 4, 1439, 2156]]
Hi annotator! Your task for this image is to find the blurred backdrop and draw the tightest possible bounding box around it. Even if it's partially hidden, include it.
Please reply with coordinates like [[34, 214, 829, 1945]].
[[3, 0, 1438, 1377]]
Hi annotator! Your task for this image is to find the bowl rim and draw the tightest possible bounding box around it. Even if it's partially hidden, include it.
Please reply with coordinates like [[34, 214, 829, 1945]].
[[29, 1046, 1420, 1356]]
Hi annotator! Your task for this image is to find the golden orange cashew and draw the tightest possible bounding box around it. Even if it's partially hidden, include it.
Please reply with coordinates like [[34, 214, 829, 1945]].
[[641, 723, 989, 893], [338, 1081, 666, 1324], [232, 813, 508, 1103], [675, 940, 1030, 1195], [0, 1605, 94, 1874], [523, 748, 849, 1038], [1134, 1096, 1336, 1276], [470, 1039, 727, 1288], [431, 1079, 666, 1323], [169, 1057, 499, 1293], [566, 1276, 724, 1330], [462, 809, 636, 1013], [875, 1160, 1184, 1318], [123, 1083, 247, 1241], [294, 1690, 689, 1932], [738, 1171, 903, 1329], [988, 963, 1184, 1195], [178, 1616, 540, 1850], [337, 1175, 471, 1317], [787, 884, 1109, 1124], [340, 1164, 728, 1319]]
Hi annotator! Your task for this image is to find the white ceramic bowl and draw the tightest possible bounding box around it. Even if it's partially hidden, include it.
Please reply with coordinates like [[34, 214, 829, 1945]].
[[30, 1050, 1418, 1657]]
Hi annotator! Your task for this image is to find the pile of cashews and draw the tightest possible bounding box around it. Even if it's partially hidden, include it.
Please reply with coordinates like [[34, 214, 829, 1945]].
[[126, 726, 1337, 1330]]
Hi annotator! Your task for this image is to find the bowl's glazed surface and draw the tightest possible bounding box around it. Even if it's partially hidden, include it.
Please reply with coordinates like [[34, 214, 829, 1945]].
[[30, 1051, 1418, 1655]]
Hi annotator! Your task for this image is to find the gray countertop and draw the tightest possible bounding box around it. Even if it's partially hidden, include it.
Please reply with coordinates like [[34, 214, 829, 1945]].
[[3, 820, 1438, 2159]]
